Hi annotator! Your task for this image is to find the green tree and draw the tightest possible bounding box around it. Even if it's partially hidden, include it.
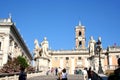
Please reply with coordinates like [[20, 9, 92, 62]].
[[17, 56, 29, 68]]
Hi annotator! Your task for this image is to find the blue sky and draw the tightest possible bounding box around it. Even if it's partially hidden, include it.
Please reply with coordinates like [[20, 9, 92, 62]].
[[0, 0, 120, 54]]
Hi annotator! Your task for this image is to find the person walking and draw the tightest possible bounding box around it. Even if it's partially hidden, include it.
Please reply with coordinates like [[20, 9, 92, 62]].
[[55, 67, 58, 76], [87, 67, 92, 80], [61, 68, 68, 80], [57, 71, 62, 80], [57, 67, 62, 80], [82, 68, 88, 80], [19, 66, 27, 80]]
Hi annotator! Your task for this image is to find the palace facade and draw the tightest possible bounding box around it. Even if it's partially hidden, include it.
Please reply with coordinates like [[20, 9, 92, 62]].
[[0, 16, 32, 68], [34, 22, 120, 74], [1, 15, 119, 74]]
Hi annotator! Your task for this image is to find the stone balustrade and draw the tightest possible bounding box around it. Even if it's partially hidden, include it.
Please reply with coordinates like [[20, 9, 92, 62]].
[[0, 72, 44, 80], [0, 75, 19, 80]]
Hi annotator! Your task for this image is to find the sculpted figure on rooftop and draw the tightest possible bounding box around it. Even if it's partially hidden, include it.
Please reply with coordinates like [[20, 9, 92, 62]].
[[34, 39, 41, 58], [88, 36, 96, 56], [40, 37, 49, 57]]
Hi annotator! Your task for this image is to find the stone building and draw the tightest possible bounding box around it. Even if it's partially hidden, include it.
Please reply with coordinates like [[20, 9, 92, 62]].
[[34, 22, 120, 74], [0, 16, 32, 68]]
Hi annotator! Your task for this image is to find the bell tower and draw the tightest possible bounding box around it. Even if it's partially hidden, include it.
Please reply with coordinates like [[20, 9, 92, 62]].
[[75, 21, 86, 49]]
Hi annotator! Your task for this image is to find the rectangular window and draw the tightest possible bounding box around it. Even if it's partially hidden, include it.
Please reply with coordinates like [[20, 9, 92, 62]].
[[9, 40, 12, 46], [116, 55, 119, 58], [78, 57, 81, 60], [54, 57, 58, 61], [66, 57, 69, 60]]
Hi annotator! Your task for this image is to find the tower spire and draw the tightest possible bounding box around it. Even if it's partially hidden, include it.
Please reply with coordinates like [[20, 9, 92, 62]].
[[79, 20, 82, 26], [9, 13, 12, 19]]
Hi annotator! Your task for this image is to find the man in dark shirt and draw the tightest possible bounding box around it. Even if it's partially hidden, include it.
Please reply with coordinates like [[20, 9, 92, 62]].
[[19, 66, 27, 80]]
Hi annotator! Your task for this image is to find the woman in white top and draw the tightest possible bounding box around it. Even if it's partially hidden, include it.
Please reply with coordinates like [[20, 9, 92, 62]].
[[82, 68, 88, 80], [62, 68, 67, 80]]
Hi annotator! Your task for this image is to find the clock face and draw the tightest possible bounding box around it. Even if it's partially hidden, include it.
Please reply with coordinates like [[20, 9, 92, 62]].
[[78, 36, 82, 41]]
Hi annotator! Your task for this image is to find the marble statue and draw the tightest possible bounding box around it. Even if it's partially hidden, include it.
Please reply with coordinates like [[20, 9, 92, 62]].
[[88, 36, 96, 56], [34, 39, 40, 58], [40, 37, 49, 57], [34, 39, 39, 49]]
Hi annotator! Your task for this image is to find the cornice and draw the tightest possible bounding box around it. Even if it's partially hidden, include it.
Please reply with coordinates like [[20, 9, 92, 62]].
[[0, 20, 32, 60], [10, 24, 32, 60], [49, 50, 89, 55]]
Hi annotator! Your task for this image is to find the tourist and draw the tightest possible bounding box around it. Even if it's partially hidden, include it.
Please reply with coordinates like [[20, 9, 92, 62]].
[[58, 67, 62, 73], [61, 68, 68, 80], [57, 67, 62, 80], [57, 71, 62, 80], [108, 58, 120, 80], [55, 67, 58, 76], [82, 67, 88, 80], [87, 67, 92, 80], [51, 67, 54, 75], [46, 67, 50, 75], [19, 66, 27, 80], [87, 67, 103, 80]]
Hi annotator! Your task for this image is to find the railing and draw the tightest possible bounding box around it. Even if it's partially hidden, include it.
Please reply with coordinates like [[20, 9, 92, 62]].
[[104, 65, 118, 70], [0, 72, 19, 80], [0, 75, 19, 80], [0, 19, 11, 23], [0, 72, 45, 80]]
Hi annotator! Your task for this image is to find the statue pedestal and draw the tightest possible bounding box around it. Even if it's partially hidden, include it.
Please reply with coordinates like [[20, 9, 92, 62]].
[[35, 57, 50, 73]]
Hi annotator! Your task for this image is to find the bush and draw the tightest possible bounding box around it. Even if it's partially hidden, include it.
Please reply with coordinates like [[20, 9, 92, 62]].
[[0, 56, 35, 73], [0, 58, 20, 73], [26, 66, 35, 73], [17, 56, 29, 68]]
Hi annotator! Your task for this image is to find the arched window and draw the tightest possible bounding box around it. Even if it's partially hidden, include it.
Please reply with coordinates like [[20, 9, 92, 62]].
[[79, 41, 82, 47], [79, 31, 82, 36]]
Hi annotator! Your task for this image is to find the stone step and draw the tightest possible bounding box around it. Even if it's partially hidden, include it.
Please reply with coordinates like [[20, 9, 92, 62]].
[[28, 75, 84, 80]]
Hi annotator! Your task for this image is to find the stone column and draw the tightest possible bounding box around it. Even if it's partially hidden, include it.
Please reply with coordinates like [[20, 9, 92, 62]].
[[2, 34, 9, 65], [109, 56, 112, 69], [0, 37, 4, 67], [11, 41, 15, 58], [71, 57, 75, 74], [84, 57, 89, 68], [60, 57, 64, 69]]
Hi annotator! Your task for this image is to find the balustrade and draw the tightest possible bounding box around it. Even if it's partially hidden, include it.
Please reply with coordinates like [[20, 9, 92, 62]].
[[0, 72, 44, 80]]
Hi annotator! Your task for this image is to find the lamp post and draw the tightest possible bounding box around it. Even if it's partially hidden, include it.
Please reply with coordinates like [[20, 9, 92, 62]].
[[96, 37, 104, 74]]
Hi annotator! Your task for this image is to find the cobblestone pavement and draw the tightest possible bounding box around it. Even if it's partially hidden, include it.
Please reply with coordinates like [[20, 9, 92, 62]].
[[28, 75, 84, 80]]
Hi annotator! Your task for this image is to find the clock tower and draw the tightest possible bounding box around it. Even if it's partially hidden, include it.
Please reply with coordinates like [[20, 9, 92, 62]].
[[75, 21, 86, 49]]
